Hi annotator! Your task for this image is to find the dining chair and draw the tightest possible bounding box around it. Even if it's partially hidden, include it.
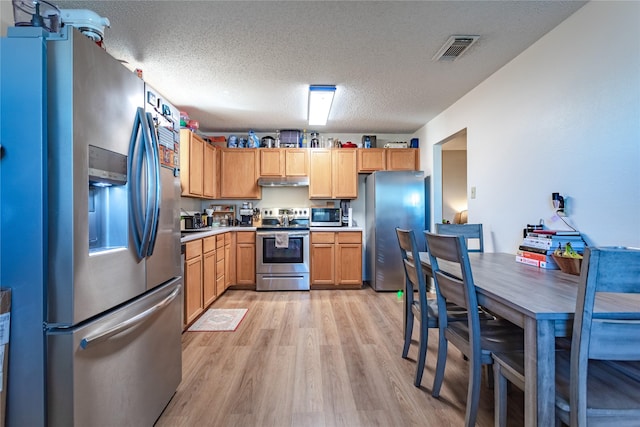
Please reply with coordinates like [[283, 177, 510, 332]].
[[425, 231, 523, 427], [395, 228, 466, 387], [435, 223, 484, 252], [492, 246, 640, 427]]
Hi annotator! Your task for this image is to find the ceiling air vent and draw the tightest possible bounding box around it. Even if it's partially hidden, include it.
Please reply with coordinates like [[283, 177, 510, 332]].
[[432, 35, 480, 61]]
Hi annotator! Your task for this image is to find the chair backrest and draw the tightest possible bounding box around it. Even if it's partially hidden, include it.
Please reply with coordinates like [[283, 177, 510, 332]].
[[424, 232, 482, 348], [570, 246, 640, 425], [435, 223, 484, 252], [396, 228, 429, 304]]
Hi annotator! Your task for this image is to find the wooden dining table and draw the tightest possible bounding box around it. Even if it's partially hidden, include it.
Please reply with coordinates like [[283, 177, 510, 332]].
[[418, 251, 640, 427]]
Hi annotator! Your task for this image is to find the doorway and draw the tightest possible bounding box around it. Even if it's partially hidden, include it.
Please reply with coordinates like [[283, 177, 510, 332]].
[[433, 129, 468, 225]]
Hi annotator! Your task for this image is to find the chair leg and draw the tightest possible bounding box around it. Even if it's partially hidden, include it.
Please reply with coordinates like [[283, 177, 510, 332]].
[[414, 318, 429, 387], [493, 363, 507, 427], [431, 327, 448, 397], [464, 355, 483, 427], [402, 302, 413, 359]]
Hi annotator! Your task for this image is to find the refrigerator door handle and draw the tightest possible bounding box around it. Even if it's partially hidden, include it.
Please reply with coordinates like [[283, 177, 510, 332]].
[[138, 111, 156, 258], [79, 284, 182, 350], [144, 112, 161, 257], [128, 107, 147, 260]]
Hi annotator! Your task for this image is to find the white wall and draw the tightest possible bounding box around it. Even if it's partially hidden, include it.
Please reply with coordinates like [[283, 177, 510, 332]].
[[418, 1, 640, 253]]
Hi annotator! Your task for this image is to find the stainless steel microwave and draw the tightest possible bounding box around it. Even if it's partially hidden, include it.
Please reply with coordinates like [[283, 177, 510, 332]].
[[310, 207, 342, 227]]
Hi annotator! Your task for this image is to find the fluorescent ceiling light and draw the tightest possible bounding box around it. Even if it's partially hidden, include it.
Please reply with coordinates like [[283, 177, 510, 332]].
[[308, 85, 336, 126]]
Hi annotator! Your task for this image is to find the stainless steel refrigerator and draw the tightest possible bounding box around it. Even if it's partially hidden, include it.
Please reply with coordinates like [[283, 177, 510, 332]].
[[365, 171, 427, 291], [1, 26, 182, 426]]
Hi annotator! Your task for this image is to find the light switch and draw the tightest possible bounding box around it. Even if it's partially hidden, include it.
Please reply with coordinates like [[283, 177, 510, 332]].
[[471, 186, 477, 199]]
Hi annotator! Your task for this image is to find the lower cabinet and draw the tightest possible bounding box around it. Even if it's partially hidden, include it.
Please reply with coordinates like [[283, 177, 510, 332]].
[[184, 240, 204, 325], [183, 232, 233, 330], [202, 236, 217, 308], [311, 231, 362, 289], [234, 231, 256, 289]]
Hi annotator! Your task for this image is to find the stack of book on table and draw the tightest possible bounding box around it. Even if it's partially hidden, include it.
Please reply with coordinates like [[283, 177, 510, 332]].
[[516, 230, 585, 269]]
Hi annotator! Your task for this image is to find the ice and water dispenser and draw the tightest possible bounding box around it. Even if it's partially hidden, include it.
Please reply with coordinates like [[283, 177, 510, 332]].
[[88, 145, 129, 252]]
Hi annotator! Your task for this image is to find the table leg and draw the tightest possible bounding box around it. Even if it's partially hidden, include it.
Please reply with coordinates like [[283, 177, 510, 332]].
[[524, 317, 556, 427]]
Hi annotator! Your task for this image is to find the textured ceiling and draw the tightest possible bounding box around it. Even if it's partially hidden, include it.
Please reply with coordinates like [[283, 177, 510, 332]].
[[50, 1, 586, 134]]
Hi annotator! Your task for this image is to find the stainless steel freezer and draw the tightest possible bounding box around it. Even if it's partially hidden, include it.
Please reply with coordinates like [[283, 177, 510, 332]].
[[365, 171, 426, 291]]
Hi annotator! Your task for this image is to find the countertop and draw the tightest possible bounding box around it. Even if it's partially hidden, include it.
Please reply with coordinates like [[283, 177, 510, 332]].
[[180, 226, 363, 243]]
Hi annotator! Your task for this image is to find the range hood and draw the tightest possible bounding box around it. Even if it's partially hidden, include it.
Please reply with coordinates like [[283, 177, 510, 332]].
[[257, 177, 309, 187]]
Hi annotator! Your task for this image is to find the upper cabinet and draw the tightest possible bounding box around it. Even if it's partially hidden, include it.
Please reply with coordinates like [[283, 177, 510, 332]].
[[219, 148, 261, 199], [180, 129, 203, 197], [180, 129, 217, 199], [357, 148, 419, 172], [309, 148, 357, 199], [203, 141, 218, 199], [386, 148, 419, 171], [357, 148, 386, 172], [259, 148, 308, 177]]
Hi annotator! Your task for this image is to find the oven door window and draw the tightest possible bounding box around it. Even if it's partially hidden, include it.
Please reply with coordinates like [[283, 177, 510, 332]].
[[262, 236, 304, 264]]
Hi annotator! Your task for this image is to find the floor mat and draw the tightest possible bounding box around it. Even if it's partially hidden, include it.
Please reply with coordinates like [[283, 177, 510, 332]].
[[187, 308, 248, 332]]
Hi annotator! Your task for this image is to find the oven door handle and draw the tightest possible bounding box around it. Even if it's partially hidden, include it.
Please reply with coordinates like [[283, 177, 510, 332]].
[[257, 232, 309, 238]]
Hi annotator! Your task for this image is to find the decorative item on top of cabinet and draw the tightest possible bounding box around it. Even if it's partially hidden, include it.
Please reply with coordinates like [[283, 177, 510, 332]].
[[219, 148, 261, 199], [259, 148, 309, 177], [308, 149, 357, 199]]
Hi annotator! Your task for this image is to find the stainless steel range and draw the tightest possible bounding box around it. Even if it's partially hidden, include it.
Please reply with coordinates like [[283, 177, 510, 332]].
[[256, 207, 310, 291]]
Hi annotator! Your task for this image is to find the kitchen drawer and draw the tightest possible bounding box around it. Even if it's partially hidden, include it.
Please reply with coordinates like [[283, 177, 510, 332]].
[[185, 239, 203, 259], [237, 231, 255, 244], [203, 236, 216, 253], [216, 235, 225, 249], [224, 232, 231, 245], [312, 232, 335, 244], [337, 232, 361, 244]]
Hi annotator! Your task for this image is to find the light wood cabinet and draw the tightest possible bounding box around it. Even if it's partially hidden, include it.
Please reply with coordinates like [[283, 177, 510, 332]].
[[332, 149, 358, 199], [203, 142, 218, 198], [235, 231, 256, 288], [310, 231, 362, 288], [259, 148, 308, 177], [224, 232, 233, 289], [184, 239, 203, 325], [386, 148, 419, 171], [219, 149, 261, 199], [308, 149, 333, 198], [309, 149, 357, 199], [202, 236, 217, 308], [310, 232, 335, 286], [357, 148, 386, 172], [357, 148, 419, 172], [180, 129, 205, 197], [284, 149, 309, 176], [215, 234, 225, 297], [335, 232, 363, 286]]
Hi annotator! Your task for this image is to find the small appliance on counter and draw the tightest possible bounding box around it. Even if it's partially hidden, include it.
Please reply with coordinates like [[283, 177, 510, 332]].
[[310, 207, 342, 227], [340, 200, 352, 227], [181, 211, 203, 230], [239, 208, 253, 226]]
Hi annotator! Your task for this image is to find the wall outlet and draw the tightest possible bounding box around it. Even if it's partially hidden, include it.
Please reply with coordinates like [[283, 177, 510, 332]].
[[471, 186, 477, 199]]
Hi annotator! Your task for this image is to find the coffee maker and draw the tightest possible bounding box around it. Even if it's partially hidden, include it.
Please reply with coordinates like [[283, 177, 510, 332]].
[[239, 202, 253, 226]]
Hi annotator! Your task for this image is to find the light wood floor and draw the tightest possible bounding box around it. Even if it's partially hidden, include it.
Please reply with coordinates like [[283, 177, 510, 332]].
[[156, 287, 524, 426]]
